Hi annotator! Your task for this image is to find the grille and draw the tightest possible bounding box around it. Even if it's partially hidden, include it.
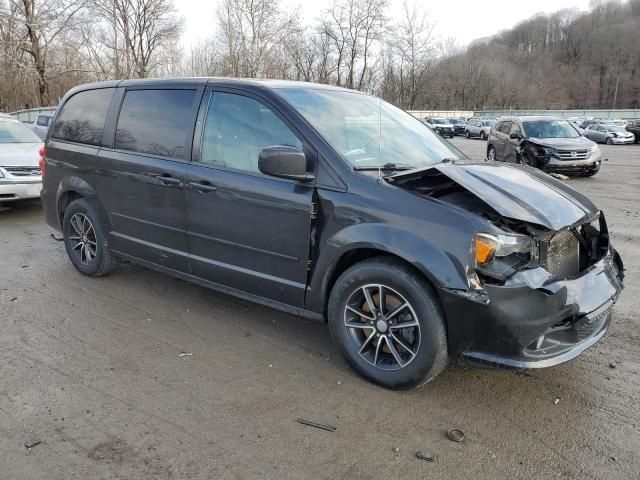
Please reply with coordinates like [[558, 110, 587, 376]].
[[546, 230, 580, 278], [555, 149, 589, 161], [575, 306, 611, 341], [4, 166, 41, 176]]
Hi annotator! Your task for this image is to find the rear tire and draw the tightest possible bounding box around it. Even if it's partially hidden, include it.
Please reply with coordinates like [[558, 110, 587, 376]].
[[62, 198, 114, 277], [480, 131, 486, 140], [327, 257, 448, 389]]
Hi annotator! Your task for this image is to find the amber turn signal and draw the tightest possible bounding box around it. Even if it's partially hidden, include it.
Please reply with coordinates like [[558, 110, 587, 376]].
[[475, 235, 497, 265]]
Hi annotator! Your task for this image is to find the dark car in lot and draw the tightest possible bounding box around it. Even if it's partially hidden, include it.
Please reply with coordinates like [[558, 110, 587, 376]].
[[448, 118, 466, 135], [626, 120, 640, 143], [41, 79, 624, 388], [424, 117, 455, 138], [487, 116, 602, 176]]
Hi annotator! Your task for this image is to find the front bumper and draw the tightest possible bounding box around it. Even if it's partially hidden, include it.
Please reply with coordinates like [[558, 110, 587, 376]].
[[0, 178, 42, 201], [610, 136, 634, 144], [435, 128, 454, 137], [545, 151, 601, 175], [440, 249, 624, 369]]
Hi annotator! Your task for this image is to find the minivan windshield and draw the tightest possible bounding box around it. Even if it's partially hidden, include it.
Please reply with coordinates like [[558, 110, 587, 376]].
[[522, 120, 580, 139], [278, 89, 464, 169], [0, 119, 42, 144]]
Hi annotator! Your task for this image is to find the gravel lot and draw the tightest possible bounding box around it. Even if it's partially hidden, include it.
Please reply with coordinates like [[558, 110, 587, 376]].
[[1, 138, 639, 479]]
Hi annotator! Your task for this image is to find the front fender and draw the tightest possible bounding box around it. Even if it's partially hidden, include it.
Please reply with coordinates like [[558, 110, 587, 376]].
[[307, 222, 471, 315]]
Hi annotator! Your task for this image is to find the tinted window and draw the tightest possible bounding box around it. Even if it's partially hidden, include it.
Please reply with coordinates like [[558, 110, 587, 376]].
[[497, 122, 511, 134], [52, 88, 114, 145], [200, 92, 302, 173], [115, 89, 196, 159]]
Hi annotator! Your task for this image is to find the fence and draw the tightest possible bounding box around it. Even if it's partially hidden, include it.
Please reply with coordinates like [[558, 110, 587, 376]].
[[408, 108, 640, 120]]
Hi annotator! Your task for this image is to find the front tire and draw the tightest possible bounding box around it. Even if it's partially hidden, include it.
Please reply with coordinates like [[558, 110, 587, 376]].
[[487, 145, 496, 161], [327, 258, 448, 389], [62, 198, 114, 277], [480, 131, 486, 140], [465, 130, 470, 138], [606, 137, 612, 145]]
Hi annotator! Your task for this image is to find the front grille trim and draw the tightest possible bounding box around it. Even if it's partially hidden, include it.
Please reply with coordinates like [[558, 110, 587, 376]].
[[545, 229, 580, 279], [555, 149, 589, 161]]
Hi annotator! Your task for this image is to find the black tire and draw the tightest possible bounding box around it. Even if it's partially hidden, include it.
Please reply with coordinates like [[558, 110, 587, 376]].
[[327, 257, 448, 389], [480, 131, 486, 140], [62, 198, 114, 277], [487, 145, 497, 161], [606, 137, 612, 145], [465, 130, 470, 138]]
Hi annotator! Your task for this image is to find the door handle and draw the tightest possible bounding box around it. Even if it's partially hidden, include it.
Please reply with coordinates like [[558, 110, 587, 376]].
[[159, 175, 181, 186], [188, 181, 217, 193]]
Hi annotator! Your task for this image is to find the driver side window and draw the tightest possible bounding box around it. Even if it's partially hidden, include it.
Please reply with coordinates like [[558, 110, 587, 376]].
[[200, 92, 302, 173]]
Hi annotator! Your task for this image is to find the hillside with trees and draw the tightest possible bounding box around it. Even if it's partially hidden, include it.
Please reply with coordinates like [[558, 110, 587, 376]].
[[1, 0, 638, 112]]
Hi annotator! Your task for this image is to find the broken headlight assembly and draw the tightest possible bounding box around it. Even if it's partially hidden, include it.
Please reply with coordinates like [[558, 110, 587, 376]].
[[472, 233, 537, 282]]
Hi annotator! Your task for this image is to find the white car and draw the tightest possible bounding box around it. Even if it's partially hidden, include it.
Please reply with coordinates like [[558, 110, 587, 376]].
[[0, 116, 44, 203], [465, 119, 494, 140]]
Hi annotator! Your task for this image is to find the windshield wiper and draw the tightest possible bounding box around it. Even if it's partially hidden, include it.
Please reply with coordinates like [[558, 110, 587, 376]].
[[354, 162, 415, 171]]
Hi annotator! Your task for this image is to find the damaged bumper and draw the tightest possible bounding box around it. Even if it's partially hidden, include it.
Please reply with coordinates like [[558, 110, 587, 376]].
[[441, 249, 624, 369], [544, 151, 601, 175]]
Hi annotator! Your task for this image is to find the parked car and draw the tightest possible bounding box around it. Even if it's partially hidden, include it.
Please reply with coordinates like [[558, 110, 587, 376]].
[[424, 118, 455, 138], [0, 116, 44, 203], [465, 119, 493, 140], [447, 118, 466, 135], [487, 116, 602, 176], [28, 113, 53, 140], [41, 79, 624, 389], [583, 124, 635, 145], [625, 120, 640, 143]]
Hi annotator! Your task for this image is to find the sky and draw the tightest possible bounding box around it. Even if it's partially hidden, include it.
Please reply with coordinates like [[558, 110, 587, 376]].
[[176, 0, 592, 49]]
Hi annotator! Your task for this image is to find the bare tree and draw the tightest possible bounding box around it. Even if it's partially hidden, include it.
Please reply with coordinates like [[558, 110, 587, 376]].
[[95, 0, 183, 78], [0, 0, 87, 106], [216, 0, 299, 78]]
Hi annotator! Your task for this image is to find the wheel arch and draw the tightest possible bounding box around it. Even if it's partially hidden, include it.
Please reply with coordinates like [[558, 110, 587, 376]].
[[312, 225, 469, 321], [56, 176, 109, 229]]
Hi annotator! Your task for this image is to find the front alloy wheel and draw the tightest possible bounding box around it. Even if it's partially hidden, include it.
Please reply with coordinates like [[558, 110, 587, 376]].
[[344, 284, 420, 370], [488, 145, 496, 161], [328, 258, 448, 389]]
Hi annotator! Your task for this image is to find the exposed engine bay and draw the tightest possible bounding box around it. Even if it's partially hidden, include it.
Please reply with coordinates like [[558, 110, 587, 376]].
[[387, 164, 612, 286]]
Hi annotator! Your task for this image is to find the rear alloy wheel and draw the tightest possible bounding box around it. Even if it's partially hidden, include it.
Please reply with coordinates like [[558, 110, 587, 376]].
[[63, 198, 114, 277], [328, 258, 447, 389], [487, 145, 496, 161]]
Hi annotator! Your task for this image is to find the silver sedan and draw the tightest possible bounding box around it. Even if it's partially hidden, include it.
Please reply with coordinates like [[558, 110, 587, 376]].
[[584, 124, 635, 145]]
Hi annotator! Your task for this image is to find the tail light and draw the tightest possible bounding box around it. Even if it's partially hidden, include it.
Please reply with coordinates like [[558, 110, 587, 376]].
[[39, 146, 46, 176]]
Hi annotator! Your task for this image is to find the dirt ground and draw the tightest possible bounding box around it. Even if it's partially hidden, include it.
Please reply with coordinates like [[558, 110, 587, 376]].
[[1, 138, 639, 480]]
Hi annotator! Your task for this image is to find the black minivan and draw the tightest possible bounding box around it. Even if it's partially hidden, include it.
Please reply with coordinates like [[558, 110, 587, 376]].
[[41, 78, 624, 389]]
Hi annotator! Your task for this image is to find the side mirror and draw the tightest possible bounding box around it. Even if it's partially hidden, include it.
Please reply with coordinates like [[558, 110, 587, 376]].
[[509, 132, 521, 140], [258, 145, 312, 181]]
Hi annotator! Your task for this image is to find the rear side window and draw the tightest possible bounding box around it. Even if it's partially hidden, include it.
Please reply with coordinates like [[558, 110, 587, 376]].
[[115, 89, 196, 159], [52, 88, 114, 145]]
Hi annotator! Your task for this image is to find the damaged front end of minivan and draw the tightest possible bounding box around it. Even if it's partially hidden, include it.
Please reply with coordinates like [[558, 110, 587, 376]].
[[388, 163, 624, 369]]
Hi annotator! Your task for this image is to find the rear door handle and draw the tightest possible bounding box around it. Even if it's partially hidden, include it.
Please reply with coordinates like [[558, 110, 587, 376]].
[[159, 175, 181, 186], [188, 181, 217, 193]]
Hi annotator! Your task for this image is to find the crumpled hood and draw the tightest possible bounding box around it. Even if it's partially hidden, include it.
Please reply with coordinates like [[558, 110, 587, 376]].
[[389, 163, 598, 230], [527, 136, 595, 150], [0, 142, 42, 167]]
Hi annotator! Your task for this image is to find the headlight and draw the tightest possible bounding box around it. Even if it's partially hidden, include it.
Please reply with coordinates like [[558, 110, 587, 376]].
[[473, 233, 536, 280], [590, 144, 598, 153], [0, 168, 4, 179]]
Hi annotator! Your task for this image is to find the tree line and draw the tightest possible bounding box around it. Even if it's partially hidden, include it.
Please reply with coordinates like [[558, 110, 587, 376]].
[[1, 0, 638, 112]]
